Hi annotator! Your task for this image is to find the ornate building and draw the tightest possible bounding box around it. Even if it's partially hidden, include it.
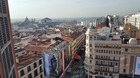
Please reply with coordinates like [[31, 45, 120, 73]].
[[84, 26, 121, 78]]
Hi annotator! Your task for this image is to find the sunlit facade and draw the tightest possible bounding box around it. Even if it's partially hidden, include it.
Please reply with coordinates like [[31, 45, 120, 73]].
[[84, 26, 121, 78]]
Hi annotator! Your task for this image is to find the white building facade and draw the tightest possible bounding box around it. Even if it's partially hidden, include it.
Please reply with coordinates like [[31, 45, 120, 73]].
[[124, 11, 140, 29], [84, 26, 121, 78]]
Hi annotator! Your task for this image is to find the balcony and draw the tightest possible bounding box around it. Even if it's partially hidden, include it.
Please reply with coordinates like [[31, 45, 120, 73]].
[[95, 69, 119, 73], [95, 63, 114, 67], [95, 58, 120, 61]]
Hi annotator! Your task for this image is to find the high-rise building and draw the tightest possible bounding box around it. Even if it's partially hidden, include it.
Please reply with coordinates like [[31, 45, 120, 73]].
[[0, 0, 18, 78]]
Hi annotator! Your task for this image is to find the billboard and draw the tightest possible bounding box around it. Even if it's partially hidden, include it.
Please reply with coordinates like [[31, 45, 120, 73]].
[[43, 53, 59, 77], [135, 57, 140, 75]]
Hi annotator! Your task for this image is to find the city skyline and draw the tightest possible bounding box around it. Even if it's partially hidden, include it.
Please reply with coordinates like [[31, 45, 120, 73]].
[[9, 0, 140, 19]]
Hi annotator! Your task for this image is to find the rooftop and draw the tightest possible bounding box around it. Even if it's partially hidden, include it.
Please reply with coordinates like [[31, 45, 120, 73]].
[[17, 53, 42, 70], [28, 38, 51, 46], [15, 48, 25, 53]]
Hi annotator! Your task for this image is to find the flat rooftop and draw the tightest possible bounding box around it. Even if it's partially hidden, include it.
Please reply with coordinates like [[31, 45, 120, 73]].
[[15, 48, 25, 53], [17, 54, 42, 70]]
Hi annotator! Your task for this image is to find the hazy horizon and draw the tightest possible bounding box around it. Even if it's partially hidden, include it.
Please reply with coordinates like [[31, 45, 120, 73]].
[[9, 0, 140, 19]]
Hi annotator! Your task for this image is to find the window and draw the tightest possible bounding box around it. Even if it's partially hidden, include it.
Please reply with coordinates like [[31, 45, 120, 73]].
[[101, 61, 103, 64], [106, 50, 108, 53], [110, 62, 113, 66], [119, 51, 121, 54], [101, 56, 103, 59], [110, 51, 112, 54], [90, 37, 92, 40], [90, 60, 92, 63], [94, 36, 96, 39], [20, 70, 25, 77], [125, 48, 128, 51], [109, 73, 112, 76], [40, 67, 43, 73], [89, 75, 92, 78], [34, 70, 38, 77], [116, 51, 118, 54], [40, 74, 43, 78], [104, 72, 108, 75], [39, 60, 42, 65], [96, 61, 98, 64], [96, 50, 98, 52], [100, 72, 103, 75], [90, 54, 92, 59], [27, 66, 31, 72], [115, 63, 118, 66], [34, 63, 37, 68], [96, 55, 98, 59], [90, 49, 92, 52], [106, 56, 108, 59], [101, 50, 103, 53], [28, 73, 32, 78], [123, 69, 126, 73], [90, 44, 92, 47]]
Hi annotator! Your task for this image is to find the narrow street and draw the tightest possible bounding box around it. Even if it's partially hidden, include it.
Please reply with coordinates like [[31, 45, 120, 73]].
[[64, 46, 85, 78]]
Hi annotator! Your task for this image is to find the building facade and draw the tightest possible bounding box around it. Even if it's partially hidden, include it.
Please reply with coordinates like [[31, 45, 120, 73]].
[[0, 0, 18, 78], [124, 23, 140, 40], [119, 38, 140, 78], [84, 25, 140, 78], [61, 32, 85, 59], [84, 26, 121, 78], [17, 54, 44, 78], [43, 40, 69, 78], [124, 11, 140, 29]]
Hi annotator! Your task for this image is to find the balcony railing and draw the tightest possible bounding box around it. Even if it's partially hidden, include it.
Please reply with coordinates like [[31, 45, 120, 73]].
[[95, 70, 119, 73], [95, 58, 120, 61], [95, 64, 114, 67]]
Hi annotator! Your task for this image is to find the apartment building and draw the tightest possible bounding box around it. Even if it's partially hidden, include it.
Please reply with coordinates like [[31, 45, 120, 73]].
[[124, 11, 140, 29], [119, 38, 140, 78], [24, 38, 52, 55], [43, 37, 69, 78], [124, 23, 140, 40], [84, 26, 121, 78], [84, 24, 140, 78], [17, 53, 44, 78], [0, 0, 18, 78], [61, 31, 85, 59]]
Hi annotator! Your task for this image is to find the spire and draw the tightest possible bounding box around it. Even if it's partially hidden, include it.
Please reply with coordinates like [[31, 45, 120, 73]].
[[24, 17, 30, 23]]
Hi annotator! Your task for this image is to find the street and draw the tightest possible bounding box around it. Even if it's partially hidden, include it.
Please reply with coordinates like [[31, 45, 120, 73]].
[[64, 46, 86, 78]]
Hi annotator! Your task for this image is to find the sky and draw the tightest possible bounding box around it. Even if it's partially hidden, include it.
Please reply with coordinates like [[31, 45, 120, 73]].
[[8, 0, 140, 19]]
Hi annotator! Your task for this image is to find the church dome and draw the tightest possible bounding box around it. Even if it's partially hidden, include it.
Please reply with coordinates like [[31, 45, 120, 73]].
[[129, 38, 137, 45]]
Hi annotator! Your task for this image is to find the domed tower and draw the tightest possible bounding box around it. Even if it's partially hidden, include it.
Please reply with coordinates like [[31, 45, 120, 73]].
[[84, 25, 97, 78], [129, 38, 137, 45]]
